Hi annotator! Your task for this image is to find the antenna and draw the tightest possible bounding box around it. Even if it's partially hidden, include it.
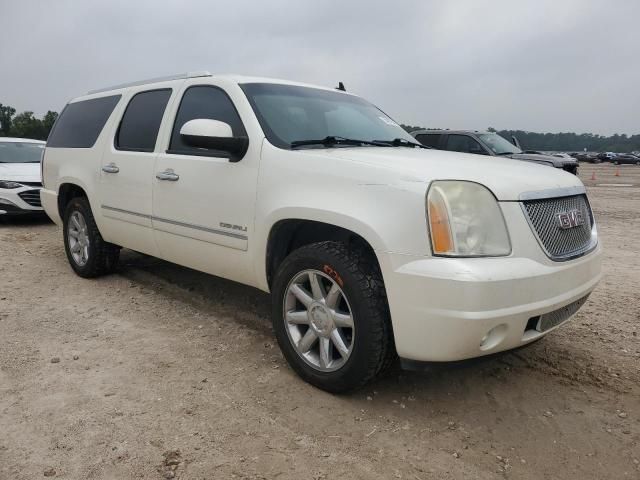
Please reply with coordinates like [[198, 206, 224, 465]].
[[336, 82, 346, 92]]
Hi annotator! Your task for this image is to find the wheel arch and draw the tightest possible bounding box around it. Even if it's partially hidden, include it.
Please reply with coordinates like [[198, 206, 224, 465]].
[[263, 215, 384, 291], [57, 182, 90, 219]]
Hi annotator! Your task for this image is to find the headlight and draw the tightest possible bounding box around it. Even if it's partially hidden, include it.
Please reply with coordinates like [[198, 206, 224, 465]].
[[427, 181, 511, 256], [0, 180, 22, 189]]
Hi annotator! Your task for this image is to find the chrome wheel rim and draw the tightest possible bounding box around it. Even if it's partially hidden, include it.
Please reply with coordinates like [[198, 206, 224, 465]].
[[283, 269, 354, 372], [68, 211, 89, 266]]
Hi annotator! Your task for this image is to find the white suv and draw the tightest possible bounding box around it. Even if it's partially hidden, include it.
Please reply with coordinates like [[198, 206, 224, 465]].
[[41, 72, 602, 392]]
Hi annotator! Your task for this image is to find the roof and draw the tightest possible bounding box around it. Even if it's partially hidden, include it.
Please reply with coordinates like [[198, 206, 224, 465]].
[[412, 129, 490, 135], [0, 137, 46, 144], [85, 71, 344, 97]]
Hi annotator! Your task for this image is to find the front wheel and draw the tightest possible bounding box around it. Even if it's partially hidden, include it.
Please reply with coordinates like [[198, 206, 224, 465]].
[[63, 197, 120, 278], [271, 241, 394, 393]]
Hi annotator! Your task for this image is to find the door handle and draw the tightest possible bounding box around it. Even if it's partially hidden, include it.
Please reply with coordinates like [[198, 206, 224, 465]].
[[101, 162, 119, 174], [156, 169, 179, 181]]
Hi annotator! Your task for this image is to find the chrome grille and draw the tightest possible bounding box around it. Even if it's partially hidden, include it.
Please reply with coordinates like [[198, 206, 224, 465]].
[[18, 189, 42, 207], [522, 194, 595, 260], [536, 294, 590, 332]]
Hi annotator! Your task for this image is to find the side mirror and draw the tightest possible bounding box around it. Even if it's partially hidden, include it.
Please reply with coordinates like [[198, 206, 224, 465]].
[[179, 119, 248, 161]]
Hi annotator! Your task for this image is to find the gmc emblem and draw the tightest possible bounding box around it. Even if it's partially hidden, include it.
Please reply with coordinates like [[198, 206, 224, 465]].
[[556, 209, 585, 229]]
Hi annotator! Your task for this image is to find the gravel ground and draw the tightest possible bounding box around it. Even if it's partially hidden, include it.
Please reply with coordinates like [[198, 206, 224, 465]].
[[0, 163, 638, 479]]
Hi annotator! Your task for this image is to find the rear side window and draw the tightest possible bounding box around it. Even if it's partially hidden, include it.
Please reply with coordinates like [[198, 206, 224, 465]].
[[415, 133, 441, 148], [47, 95, 121, 148], [169, 85, 246, 156], [116, 89, 172, 152], [445, 134, 486, 154]]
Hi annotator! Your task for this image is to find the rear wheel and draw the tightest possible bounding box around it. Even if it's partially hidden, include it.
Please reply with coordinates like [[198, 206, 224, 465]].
[[63, 197, 119, 278], [271, 241, 394, 393]]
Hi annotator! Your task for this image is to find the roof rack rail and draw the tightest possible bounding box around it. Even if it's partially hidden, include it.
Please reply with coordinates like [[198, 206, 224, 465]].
[[87, 71, 212, 95]]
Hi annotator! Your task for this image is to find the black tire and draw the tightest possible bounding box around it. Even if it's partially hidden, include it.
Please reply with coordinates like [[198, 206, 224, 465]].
[[271, 241, 395, 393], [63, 196, 120, 278]]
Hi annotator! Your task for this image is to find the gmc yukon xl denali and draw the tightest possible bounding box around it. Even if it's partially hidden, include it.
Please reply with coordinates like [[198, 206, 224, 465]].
[[41, 72, 602, 392]]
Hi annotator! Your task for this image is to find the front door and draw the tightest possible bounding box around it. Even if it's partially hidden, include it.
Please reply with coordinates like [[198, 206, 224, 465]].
[[152, 82, 260, 285]]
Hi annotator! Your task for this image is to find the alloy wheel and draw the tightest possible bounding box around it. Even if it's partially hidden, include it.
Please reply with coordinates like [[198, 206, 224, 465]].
[[283, 269, 355, 372], [68, 211, 90, 266]]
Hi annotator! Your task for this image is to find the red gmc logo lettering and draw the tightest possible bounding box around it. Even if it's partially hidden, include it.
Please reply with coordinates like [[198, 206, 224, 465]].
[[556, 209, 584, 229]]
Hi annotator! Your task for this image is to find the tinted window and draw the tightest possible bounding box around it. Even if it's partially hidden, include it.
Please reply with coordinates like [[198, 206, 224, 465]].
[[445, 134, 486, 154], [415, 133, 441, 148], [47, 95, 121, 148], [116, 89, 172, 152], [169, 86, 246, 156]]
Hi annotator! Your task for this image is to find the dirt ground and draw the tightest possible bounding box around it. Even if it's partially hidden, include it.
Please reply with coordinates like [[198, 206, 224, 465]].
[[1, 163, 638, 480]]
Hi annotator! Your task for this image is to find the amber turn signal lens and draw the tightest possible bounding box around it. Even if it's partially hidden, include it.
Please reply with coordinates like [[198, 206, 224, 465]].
[[428, 192, 453, 254]]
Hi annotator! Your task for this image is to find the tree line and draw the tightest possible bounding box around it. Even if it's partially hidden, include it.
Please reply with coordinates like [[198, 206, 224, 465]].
[[402, 125, 640, 153], [0, 104, 58, 140], [1, 101, 637, 153]]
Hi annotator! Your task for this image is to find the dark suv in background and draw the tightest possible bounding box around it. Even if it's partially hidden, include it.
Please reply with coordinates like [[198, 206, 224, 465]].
[[412, 130, 579, 175]]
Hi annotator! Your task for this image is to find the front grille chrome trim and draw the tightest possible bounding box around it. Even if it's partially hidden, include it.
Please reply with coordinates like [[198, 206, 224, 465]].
[[519, 185, 586, 201], [521, 193, 597, 262]]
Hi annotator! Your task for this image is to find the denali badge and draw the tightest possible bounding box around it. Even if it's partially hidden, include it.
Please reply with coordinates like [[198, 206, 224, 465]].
[[556, 209, 584, 229]]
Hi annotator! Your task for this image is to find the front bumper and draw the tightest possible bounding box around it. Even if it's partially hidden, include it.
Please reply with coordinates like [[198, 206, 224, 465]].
[[0, 186, 43, 215], [378, 245, 602, 362]]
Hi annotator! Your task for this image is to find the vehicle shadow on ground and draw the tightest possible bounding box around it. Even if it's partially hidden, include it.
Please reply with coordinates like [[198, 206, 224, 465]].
[[0, 214, 52, 227], [116, 248, 549, 397]]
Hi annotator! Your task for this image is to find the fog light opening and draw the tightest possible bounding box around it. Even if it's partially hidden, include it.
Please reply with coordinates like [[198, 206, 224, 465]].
[[479, 324, 508, 351]]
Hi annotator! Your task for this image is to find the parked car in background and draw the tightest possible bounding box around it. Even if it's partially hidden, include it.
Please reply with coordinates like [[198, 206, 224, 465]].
[[412, 130, 579, 175], [597, 152, 617, 162], [40, 73, 601, 392], [0, 137, 45, 216], [551, 152, 575, 161], [611, 154, 640, 165], [570, 152, 601, 163]]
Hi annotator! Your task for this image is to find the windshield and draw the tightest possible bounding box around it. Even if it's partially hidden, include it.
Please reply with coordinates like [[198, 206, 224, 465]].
[[240, 83, 415, 149], [0, 142, 45, 163], [477, 133, 522, 155]]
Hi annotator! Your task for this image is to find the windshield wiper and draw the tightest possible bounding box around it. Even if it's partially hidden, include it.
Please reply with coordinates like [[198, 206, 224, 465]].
[[373, 138, 430, 149], [496, 151, 517, 156], [290, 136, 386, 149]]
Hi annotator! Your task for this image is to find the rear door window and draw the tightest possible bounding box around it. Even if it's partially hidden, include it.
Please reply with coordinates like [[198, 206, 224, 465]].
[[445, 134, 486, 154], [116, 89, 172, 152], [169, 85, 246, 157], [415, 133, 441, 148], [47, 95, 121, 148]]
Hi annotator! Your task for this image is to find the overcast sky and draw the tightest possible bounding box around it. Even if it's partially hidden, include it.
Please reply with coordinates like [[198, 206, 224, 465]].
[[1, 0, 638, 135]]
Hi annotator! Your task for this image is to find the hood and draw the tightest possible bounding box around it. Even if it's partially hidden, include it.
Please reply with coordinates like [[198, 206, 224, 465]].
[[509, 152, 577, 168], [304, 147, 583, 201], [0, 162, 41, 183]]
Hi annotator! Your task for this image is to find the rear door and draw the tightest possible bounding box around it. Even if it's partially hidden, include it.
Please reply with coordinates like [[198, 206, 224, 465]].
[[414, 133, 443, 149], [98, 85, 179, 256], [151, 80, 260, 285], [444, 134, 489, 155]]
